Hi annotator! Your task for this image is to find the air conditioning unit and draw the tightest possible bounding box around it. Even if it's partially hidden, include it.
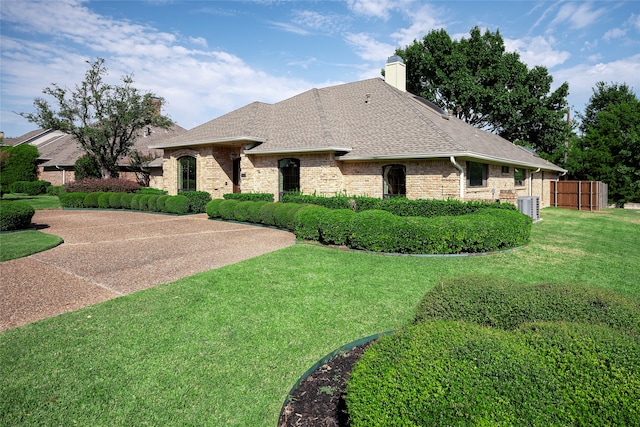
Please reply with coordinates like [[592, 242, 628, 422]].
[[517, 196, 540, 222]]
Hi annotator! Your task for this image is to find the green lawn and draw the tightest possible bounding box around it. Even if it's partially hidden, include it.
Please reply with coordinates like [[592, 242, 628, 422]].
[[1, 193, 61, 210], [1, 208, 638, 426], [0, 194, 63, 260]]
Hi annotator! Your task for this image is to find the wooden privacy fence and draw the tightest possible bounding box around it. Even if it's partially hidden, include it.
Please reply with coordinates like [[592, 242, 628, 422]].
[[550, 180, 608, 211]]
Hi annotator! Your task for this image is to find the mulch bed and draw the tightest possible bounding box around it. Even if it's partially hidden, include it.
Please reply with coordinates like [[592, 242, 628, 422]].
[[277, 342, 373, 427]]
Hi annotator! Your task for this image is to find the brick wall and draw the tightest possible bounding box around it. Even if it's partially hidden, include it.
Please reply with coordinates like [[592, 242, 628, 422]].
[[160, 148, 559, 207]]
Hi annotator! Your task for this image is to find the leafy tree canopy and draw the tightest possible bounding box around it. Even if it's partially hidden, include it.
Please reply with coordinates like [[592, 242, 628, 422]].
[[395, 27, 571, 164], [570, 82, 640, 204], [21, 58, 174, 179]]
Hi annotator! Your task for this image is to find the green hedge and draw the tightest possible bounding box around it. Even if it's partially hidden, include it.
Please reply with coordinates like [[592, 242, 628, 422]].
[[282, 193, 517, 217], [414, 275, 640, 331], [346, 276, 640, 427], [83, 192, 104, 208], [120, 193, 134, 209], [347, 320, 640, 427], [136, 187, 167, 195], [10, 180, 52, 196], [223, 192, 274, 202], [59, 192, 87, 208], [180, 191, 212, 213], [97, 192, 113, 209], [203, 198, 531, 254], [164, 195, 189, 214], [156, 195, 169, 212], [108, 192, 124, 209], [46, 185, 66, 196], [0, 201, 36, 231]]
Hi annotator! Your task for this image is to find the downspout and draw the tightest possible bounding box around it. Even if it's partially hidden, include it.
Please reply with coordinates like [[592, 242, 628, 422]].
[[55, 165, 66, 185], [450, 156, 464, 199], [529, 168, 540, 197]]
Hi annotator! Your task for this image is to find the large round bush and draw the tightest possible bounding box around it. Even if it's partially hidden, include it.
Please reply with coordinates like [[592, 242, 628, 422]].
[[347, 320, 640, 427], [0, 201, 35, 231], [164, 195, 189, 214]]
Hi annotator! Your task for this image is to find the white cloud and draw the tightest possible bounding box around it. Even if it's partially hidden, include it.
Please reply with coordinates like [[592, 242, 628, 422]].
[[346, 0, 396, 20], [344, 32, 396, 62], [550, 2, 607, 30], [552, 54, 640, 112], [0, 0, 328, 135], [603, 27, 626, 40], [390, 3, 444, 47], [504, 36, 571, 69]]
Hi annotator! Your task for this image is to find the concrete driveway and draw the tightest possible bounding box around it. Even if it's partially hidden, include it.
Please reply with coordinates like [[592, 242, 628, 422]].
[[0, 209, 296, 331]]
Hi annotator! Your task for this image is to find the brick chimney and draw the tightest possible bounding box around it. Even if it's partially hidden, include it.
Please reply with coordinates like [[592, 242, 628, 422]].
[[385, 55, 406, 92]]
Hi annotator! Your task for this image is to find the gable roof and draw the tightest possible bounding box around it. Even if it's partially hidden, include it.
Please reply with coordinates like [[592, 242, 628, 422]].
[[152, 78, 566, 173], [10, 125, 186, 168]]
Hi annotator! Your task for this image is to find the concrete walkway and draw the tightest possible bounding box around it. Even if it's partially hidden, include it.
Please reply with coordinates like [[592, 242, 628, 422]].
[[0, 209, 296, 331]]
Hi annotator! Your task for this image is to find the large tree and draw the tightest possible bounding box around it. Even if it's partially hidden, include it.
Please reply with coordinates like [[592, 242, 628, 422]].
[[395, 27, 571, 164], [21, 58, 174, 178], [569, 82, 640, 204]]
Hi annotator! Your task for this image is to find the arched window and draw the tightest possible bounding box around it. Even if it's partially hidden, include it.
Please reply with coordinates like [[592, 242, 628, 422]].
[[278, 158, 300, 200], [178, 156, 196, 192], [383, 164, 406, 199]]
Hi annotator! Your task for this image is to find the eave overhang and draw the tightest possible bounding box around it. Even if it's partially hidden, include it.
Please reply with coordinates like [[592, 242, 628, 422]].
[[245, 146, 353, 156], [150, 136, 266, 149]]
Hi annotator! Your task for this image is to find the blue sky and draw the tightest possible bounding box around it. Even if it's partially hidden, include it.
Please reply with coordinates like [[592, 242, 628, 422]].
[[1, 0, 639, 138]]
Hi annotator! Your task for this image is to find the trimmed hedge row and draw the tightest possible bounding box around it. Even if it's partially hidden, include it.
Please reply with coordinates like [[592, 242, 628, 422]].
[[58, 191, 191, 214], [282, 193, 517, 217], [0, 201, 36, 231], [205, 199, 531, 254], [223, 192, 274, 202], [9, 180, 52, 196], [346, 276, 640, 426], [64, 178, 140, 194]]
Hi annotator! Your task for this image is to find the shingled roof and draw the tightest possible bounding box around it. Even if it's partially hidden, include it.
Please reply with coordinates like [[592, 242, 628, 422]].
[[152, 78, 565, 173], [10, 125, 186, 168]]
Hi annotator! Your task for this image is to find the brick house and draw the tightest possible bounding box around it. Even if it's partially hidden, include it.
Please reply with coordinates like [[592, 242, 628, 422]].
[[151, 57, 566, 207], [5, 125, 185, 187]]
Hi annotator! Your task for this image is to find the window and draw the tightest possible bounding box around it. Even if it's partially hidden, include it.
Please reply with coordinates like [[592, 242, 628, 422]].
[[501, 166, 510, 174], [178, 156, 196, 192], [383, 164, 406, 198], [279, 158, 300, 200], [467, 161, 488, 187], [514, 168, 525, 186]]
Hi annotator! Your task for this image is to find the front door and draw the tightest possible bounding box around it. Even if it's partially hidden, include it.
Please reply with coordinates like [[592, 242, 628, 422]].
[[232, 157, 241, 193]]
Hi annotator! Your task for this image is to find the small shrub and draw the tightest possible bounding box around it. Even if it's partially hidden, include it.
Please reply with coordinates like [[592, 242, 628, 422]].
[[9, 180, 51, 196], [319, 209, 355, 245], [223, 193, 274, 202], [137, 194, 151, 211], [232, 201, 254, 222], [147, 195, 160, 212], [257, 202, 279, 226], [273, 203, 303, 230], [247, 201, 268, 223], [156, 195, 169, 212], [293, 205, 330, 241], [98, 192, 113, 209], [83, 192, 104, 208], [347, 210, 399, 252], [180, 191, 211, 213], [219, 200, 240, 220], [120, 193, 135, 209], [164, 195, 189, 214], [47, 185, 66, 196], [0, 201, 35, 231], [205, 199, 225, 218], [58, 192, 87, 208], [108, 192, 124, 209], [9, 181, 27, 193], [130, 194, 143, 210]]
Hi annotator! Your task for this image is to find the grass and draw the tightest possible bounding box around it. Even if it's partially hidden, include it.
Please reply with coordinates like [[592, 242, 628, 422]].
[[0, 230, 63, 261], [1, 193, 61, 210], [0, 208, 638, 426], [0, 194, 63, 261]]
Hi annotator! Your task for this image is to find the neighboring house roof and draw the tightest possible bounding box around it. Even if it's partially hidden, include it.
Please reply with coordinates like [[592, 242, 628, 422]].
[[10, 125, 186, 168], [152, 78, 566, 173]]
